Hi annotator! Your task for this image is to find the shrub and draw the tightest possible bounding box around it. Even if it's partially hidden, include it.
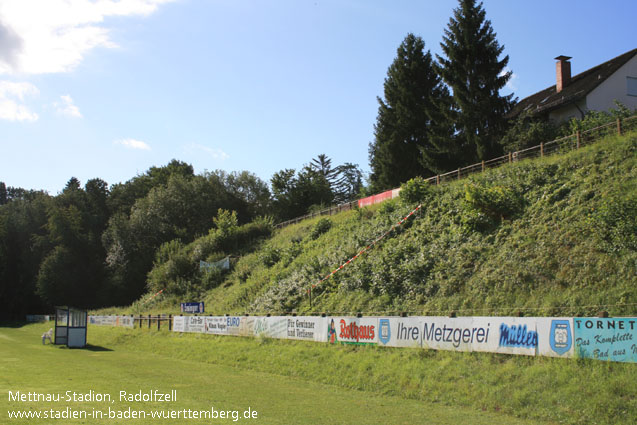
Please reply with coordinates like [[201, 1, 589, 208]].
[[462, 183, 523, 231], [310, 218, 332, 240], [400, 177, 433, 205]]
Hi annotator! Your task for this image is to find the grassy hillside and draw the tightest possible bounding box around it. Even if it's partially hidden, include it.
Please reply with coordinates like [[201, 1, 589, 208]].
[[100, 131, 636, 317]]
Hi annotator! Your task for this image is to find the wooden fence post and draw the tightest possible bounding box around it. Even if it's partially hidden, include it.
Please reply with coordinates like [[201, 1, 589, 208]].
[[540, 142, 544, 157], [617, 118, 622, 136], [576, 131, 581, 149], [436, 175, 440, 185], [481, 160, 485, 172], [457, 168, 460, 179], [139, 314, 142, 328], [169, 314, 172, 331], [157, 315, 161, 331], [508, 152, 512, 163]]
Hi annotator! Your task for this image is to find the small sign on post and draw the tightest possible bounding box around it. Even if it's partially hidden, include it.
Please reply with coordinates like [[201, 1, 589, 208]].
[[181, 302, 205, 314]]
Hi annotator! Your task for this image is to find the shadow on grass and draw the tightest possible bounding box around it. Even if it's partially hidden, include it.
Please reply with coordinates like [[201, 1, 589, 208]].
[[55, 344, 114, 352], [0, 321, 35, 328], [84, 344, 114, 352]]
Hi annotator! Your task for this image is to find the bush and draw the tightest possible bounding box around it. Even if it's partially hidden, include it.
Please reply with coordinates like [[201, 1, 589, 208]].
[[400, 177, 433, 205], [310, 218, 332, 240], [462, 183, 523, 231], [259, 246, 281, 267]]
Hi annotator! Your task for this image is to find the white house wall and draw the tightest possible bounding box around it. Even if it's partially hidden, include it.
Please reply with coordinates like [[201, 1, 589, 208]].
[[548, 99, 586, 122], [586, 54, 637, 112]]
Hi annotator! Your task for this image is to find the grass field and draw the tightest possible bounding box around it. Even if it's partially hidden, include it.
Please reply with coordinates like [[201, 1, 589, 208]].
[[1, 323, 545, 425]]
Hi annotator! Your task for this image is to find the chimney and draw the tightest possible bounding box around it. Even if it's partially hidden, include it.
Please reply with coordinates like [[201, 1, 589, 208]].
[[555, 55, 572, 93]]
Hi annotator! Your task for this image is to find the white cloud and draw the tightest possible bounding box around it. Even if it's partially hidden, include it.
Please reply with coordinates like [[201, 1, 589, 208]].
[[0, 0, 176, 75], [115, 138, 151, 150], [0, 80, 38, 121], [54, 94, 82, 118], [500, 67, 519, 92], [187, 143, 230, 160]]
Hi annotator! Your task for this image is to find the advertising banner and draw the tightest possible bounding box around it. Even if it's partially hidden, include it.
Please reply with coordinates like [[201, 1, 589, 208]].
[[490, 317, 539, 356], [573, 317, 637, 362], [224, 316, 243, 336], [421, 317, 491, 352], [186, 316, 205, 334], [88, 315, 134, 328], [115, 316, 134, 328], [328, 317, 377, 345], [376, 317, 422, 348], [286, 316, 327, 342], [172, 316, 186, 332], [537, 318, 574, 358], [253, 316, 287, 339], [204, 316, 228, 335]]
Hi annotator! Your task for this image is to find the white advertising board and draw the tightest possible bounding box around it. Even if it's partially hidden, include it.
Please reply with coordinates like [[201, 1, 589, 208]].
[[172, 316, 186, 332], [536, 317, 574, 358], [204, 316, 228, 335]]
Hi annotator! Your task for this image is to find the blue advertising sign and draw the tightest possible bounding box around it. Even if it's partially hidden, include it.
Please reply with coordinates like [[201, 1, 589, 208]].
[[573, 318, 636, 363], [180, 302, 204, 314]]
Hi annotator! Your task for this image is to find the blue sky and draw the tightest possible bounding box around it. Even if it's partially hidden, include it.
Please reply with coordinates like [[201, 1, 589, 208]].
[[1, 0, 635, 195]]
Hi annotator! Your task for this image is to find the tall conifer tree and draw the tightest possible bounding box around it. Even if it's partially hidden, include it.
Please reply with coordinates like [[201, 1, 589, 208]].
[[369, 34, 451, 192], [436, 0, 514, 163]]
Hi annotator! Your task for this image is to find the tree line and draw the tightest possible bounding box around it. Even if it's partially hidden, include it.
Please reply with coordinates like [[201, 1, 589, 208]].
[[0, 154, 362, 318]]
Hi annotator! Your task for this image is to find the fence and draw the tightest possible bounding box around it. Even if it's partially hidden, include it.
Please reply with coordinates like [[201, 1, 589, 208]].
[[89, 314, 637, 363], [276, 115, 637, 228]]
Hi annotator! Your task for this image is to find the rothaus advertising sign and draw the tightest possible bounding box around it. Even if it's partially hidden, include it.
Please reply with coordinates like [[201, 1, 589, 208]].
[[328, 317, 377, 345]]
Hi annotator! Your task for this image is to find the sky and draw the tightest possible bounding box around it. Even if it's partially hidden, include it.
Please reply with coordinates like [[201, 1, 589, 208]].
[[1, 0, 636, 195]]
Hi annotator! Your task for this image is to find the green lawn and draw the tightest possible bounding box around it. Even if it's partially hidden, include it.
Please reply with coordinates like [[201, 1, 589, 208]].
[[1, 323, 541, 425]]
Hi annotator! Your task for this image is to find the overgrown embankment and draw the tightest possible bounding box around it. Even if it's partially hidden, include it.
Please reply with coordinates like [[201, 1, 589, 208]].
[[106, 132, 636, 317]]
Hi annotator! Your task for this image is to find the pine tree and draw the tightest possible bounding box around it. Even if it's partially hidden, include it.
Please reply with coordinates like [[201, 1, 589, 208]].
[[369, 33, 451, 192], [436, 0, 514, 163]]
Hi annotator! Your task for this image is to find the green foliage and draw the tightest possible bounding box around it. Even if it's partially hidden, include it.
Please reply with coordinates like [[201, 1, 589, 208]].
[[271, 167, 333, 221], [400, 177, 434, 205], [147, 240, 195, 295], [436, 0, 514, 163], [309, 218, 332, 240], [500, 112, 560, 153], [565, 102, 634, 134], [213, 209, 238, 234], [147, 215, 274, 296], [463, 183, 523, 222], [369, 33, 451, 192], [592, 191, 637, 252]]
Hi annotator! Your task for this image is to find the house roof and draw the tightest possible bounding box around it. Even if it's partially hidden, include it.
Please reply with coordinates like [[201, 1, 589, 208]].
[[508, 48, 637, 118]]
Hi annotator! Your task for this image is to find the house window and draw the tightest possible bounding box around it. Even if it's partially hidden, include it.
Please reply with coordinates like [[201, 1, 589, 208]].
[[628, 77, 637, 97]]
